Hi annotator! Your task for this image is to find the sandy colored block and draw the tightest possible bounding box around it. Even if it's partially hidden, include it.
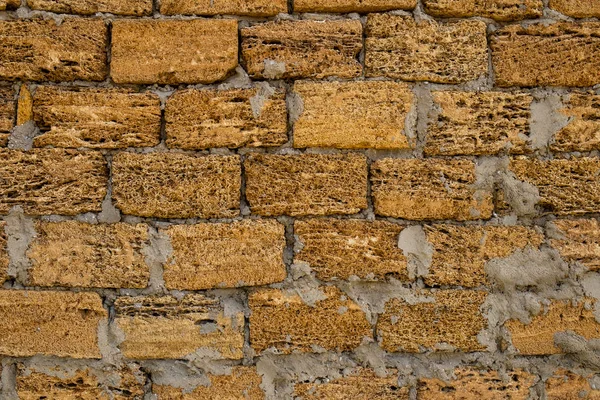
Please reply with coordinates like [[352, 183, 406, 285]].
[[115, 294, 244, 360], [551, 220, 600, 270], [160, 0, 286, 15], [424, 91, 532, 156], [153, 367, 264, 399], [293, 81, 414, 150], [546, 369, 600, 400], [550, 0, 600, 18], [164, 220, 286, 290], [245, 153, 368, 216], [424, 225, 543, 287], [505, 299, 600, 355], [0, 0, 19, 10], [423, 0, 542, 21], [249, 287, 372, 354], [552, 94, 600, 153], [0, 19, 107, 82], [371, 158, 493, 221], [111, 20, 238, 85], [17, 85, 33, 126], [295, 0, 415, 12], [28, 0, 151, 15], [27, 221, 150, 289], [418, 368, 535, 399], [0, 290, 106, 358], [0, 222, 7, 284], [366, 15, 488, 83], [294, 369, 409, 399], [0, 149, 107, 215], [112, 152, 240, 219], [0, 87, 15, 135], [241, 20, 363, 80], [492, 23, 600, 87], [507, 157, 600, 215], [16, 363, 145, 400], [165, 87, 287, 149], [295, 219, 408, 281], [378, 290, 487, 352], [33, 86, 161, 149]]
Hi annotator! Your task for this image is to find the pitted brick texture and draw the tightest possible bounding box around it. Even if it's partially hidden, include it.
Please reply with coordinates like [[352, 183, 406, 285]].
[[27, 0, 152, 15], [294, 0, 416, 12], [423, 0, 543, 20], [160, 0, 286, 16]]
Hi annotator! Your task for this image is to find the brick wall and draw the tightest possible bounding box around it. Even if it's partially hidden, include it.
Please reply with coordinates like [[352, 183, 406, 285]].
[[0, 0, 600, 399]]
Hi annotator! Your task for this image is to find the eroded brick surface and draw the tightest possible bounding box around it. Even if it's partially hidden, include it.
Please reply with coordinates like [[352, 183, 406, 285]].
[[0, 87, 15, 138], [27, 0, 152, 15], [160, 0, 286, 15], [552, 94, 600, 153], [0, 222, 7, 285], [545, 369, 600, 400], [550, 0, 600, 18], [294, 0, 415, 12], [423, 0, 543, 20], [550, 219, 600, 270]]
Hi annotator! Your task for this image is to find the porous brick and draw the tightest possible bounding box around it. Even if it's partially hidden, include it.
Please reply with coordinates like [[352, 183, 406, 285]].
[[249, 287, 372, 354], [423, 0, 543, 21], [378, 290, 487, 352], [16, 363, 145, 400], [505, 157, 600, 215], [0, 149, 107, 215], [152, 367, 264, 399], [17, 85, 33, 126], [294, 369, 409, 399], [112, 152, 240, 219], [27, 0, 152, 15], [550, 0, 600, 18], [365, 15, 488, 83], [292, 81, 415, 150], [0, 0, 19, 10], [0, 290, 106, 358], [27, 221, 150, 289], [294, 0, 416, 12], [111, 20, 238, 84], [552, 94, 600, 153], [294, 219, 408, 281], [0, 19, 107, 82], [371, 158, 493, 221], [418, 368, 536, 399], [0, 87, 15, 141], [165, 87, 287, 150], [163, 220, 286, 290], [160, 0, 286, 16], [33, 86, 161, 149], [505, 299, 600, 355], [0, 222, 7, 284], [424, 91, 532, 156], [545, 369, 600, 400], [244, 153, 368, 216], [424, 225, 544, 287], [241, 20, 363, 80], [550, 219, 600, 270], [115, 294, 245, 359], [492, 23, 600, 87]]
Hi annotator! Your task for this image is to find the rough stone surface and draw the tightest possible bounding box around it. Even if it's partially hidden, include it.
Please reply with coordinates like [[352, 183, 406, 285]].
[[492, 23, 600, 87], [550, 0, 600, 18], [294, 0, 415, 12], [0, 87, 15, 140], [293, 81, 414, 150], [418, 369, 536, 399], [245, 153, 368, 216], [16, 363, 145, 400], [294, 368, 409, 399], [371, 158, 493, 221], [160, 0, 286, 15], [165, 87, 287, 149], [112, 152, 240, 219], [0, 149, 108, 215], [249, 287, 372, 354], [378, 290, 488, 352], [423, 0, 543, 20], [424, 91, 532, 156], [365, 15, 488, 83], [424, 225, 544, 287], [111, 20, 238, 84], [505, 299, 600, 355], [0, 290, 106, 358], [0, 19, 107, 82], [552, 94, 600, 153], [164, 220, 286, 290], [27, 0, 152, 15], [241, 20, 363, 80], [0, 0, 19, 10], [27, 221, 150, 288], [0, 222, 7, 284], [551, 219, 600, 270], [115, 294, 245, 359], [295, 219, 408, 281], [153, 367, 264, 399], [545, 369, 600, 400]]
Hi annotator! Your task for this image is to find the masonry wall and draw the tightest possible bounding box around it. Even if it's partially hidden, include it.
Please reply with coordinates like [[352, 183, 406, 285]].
[[0, 0, 600, 399]]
